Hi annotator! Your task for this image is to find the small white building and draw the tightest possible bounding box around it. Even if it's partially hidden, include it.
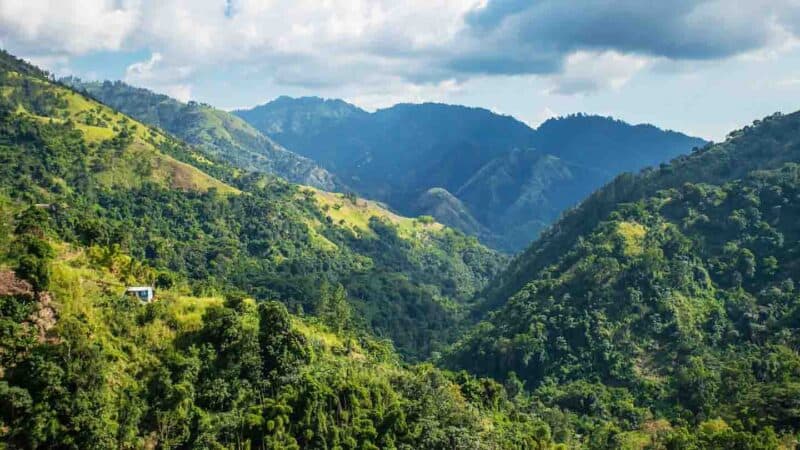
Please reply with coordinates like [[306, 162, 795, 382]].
[[125, 286, 155, 303]]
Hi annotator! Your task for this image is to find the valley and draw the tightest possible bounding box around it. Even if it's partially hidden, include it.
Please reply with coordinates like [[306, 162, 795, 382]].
[[1, 46, 799, 450]]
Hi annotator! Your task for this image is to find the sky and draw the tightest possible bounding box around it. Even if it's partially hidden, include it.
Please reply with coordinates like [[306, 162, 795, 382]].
[[2, 0, 800, 141]]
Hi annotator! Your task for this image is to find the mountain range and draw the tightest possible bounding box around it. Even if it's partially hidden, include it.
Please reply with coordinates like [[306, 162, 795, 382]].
[[235, 98, 707, 251], [2, 49, 798, 448], [59, 82, 706, 253]]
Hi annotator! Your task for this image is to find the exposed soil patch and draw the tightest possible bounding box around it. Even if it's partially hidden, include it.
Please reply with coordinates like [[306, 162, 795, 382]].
[[0, 270, 34, 297], [30, 292, 58, 344], [169, 160, 197, 191]]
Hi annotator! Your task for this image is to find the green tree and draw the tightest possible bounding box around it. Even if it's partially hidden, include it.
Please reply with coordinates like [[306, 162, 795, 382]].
[[315, 281, 352, 333]]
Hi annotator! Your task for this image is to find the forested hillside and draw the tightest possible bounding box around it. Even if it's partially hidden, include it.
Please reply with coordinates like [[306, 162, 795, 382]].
[[235, 98, 706, 251], [445, 111, 800, 447], [63, 79, 341, 191], [0, 218, 551, 448], [0, 49, 566, 449], [0, 50, 504, 361], [485, 110, 800, 309], [3, 48, 799, 449]]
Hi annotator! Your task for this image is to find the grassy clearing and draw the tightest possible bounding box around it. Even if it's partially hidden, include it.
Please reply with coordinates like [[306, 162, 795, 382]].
[[170, 158, 238, 193], [302, 187, 443, 240], [293, 319, 347, 352], [74, 123, 116, 143], [161, 293, 226, 331], [292, 318, 369, 362], [304, 219, 339, 251], [88, 135, 237, 194]]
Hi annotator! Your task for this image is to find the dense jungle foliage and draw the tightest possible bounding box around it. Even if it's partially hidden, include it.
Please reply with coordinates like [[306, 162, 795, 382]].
[[2, 49, 800, 449], [446, 114, 800, 447], [0, 49, 504, 361], [0, 232, 550, 448]]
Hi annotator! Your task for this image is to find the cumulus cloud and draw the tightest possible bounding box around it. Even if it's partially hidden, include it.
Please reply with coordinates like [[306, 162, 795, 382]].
[[0, 0, 138, 54], [124, 52, 194, 101], [125, 52, 164, 81], [1, 0, 799, 97], [545, 51, 652, 95]]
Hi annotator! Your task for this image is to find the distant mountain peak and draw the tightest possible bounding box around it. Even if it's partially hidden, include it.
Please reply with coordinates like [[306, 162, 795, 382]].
[[245, 95, 366, 114]]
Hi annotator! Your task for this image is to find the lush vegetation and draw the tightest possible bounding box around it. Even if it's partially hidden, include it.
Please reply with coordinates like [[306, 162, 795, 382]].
[[446, 114, 800, 447], [485, 110, 800, 309], [234, 97, 705, 251], [3, 49, 800, 449], [0, 227, 552, 449], [0, 50, 504, 362]]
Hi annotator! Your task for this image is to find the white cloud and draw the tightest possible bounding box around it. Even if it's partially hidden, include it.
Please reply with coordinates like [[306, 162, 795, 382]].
[[346, 78, 464, 111], [124, 52, 194, 101], [1, 0, 800, 100], [0, 0, 138, 54], [546, 51, 652, 95], [159, 83, 192, 102], [125, 52, 164, 81], [0, 0, 480, 98]]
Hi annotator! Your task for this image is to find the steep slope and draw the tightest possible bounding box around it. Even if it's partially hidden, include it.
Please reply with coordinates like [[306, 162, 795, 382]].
[[0, 66, 234, 196], [453, 150, 609, 250], [64, 79, 340, 190], [444, 111, 800, 447], [236, 97, 706, 251], [0, 50, 504, 361]]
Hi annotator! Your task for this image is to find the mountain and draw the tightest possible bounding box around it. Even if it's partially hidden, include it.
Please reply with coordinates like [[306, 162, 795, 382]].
[[443, 110, 800, 447], [453, 149, 610, 249], [414, 187, 488, 237], [1, 49, 795, 449], [235, 100, 536, 195], [234, 95, 369, 153], [0, 50, 559, 449], [0, 50, 510, 362], [235, 97, 707, 251], [63, 79, 341, 190], [532, 114, 710, 175]]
